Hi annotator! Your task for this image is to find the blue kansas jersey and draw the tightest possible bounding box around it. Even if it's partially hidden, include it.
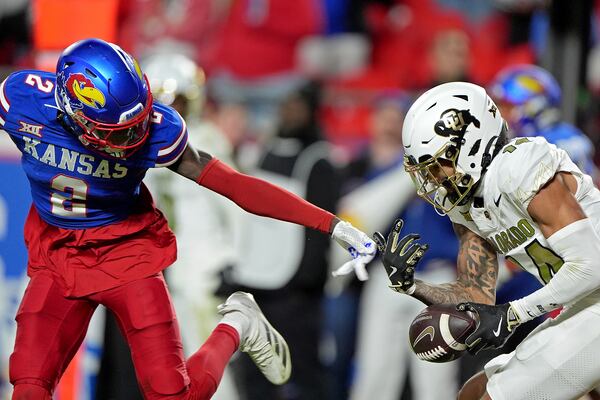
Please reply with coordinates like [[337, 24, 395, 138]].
[[539, 122, 595, 175], [400, 197, 458, 273], [0, 70, 188, 229]]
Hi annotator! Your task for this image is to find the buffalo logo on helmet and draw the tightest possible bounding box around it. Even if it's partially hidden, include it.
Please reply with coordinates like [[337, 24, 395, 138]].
[[66, 73, 106, 109], [434, 108, 480, 137]]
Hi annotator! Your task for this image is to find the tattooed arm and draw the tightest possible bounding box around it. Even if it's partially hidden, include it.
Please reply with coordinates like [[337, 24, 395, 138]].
[[411, 223, 498, 306]]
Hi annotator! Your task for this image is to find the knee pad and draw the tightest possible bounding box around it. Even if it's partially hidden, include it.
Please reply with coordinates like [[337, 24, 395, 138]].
[[126, 276, 176, 332], [9, 274, 56, 389], [15, 274, 54, 319], [12, 382, 52, 400]]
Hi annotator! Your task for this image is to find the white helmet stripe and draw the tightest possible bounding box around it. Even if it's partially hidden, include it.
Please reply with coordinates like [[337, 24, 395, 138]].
[[0, 78, 10, 112]]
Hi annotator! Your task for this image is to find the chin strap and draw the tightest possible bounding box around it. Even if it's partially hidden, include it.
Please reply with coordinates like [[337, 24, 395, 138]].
[[481, 121, 509, 171], [56, 111, 82, 135], [480, 134, 499, 172]]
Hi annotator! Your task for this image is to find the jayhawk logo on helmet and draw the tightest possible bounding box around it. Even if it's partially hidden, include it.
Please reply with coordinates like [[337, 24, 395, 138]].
[[66, 73, 106, 109], [515, 75, 545, 95]]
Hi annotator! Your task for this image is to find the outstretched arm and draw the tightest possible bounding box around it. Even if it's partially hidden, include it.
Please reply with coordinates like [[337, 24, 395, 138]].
[[412, 223, 498, 306], [170, 145, 339, 233], [170, 145, 376, 278]]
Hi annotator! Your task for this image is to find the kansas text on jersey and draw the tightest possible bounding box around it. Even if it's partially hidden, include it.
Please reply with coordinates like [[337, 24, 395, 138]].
[[0, 70, 189, 229]]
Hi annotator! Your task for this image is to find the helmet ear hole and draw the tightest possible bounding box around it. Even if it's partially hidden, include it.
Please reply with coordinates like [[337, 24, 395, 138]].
[[460, 175, 472, 186]]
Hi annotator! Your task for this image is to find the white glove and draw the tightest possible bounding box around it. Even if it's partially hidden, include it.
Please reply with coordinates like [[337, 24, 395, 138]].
[[331, 221, 377, 281]]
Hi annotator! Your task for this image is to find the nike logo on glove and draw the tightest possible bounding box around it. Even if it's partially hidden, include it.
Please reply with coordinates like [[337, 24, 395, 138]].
[[389, 265, 398, 276], [493, 316, 503, 337]]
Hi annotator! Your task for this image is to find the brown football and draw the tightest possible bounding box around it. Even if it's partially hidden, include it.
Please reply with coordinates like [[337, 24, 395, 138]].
[[409, 303, 477, 363]]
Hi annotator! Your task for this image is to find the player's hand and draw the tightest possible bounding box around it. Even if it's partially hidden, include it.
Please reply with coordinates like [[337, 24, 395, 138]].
[[456, 302, 521, 355], [331, 221, 377, 281], [373, 219, 428, 294]]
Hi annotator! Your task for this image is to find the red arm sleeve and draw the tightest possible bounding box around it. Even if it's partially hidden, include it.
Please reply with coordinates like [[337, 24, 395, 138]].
[[196, 159, 335, 234]]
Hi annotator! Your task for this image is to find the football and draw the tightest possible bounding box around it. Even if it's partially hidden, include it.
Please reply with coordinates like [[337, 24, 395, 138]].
[[409, 303, 477, 363]]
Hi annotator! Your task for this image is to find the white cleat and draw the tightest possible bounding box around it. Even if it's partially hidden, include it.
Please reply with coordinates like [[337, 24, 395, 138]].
[[218, 291, 292, 385]]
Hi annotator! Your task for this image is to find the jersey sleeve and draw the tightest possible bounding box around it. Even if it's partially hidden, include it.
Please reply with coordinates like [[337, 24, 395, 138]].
[[0, 70, 55, 136], [495, 136, 579, 210], [0, 73, 14, 129], [148, 104, 189, 168]]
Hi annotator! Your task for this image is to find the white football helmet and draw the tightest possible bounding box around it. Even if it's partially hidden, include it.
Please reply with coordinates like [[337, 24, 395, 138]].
[[141, 53, 205, 116], [402, 82, 507, 213]]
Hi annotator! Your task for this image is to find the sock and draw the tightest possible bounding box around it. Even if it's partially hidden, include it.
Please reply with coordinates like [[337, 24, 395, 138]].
[[185, 324, 240, 400], [219, 311, 250, 340], [12, 383, 52, 400]]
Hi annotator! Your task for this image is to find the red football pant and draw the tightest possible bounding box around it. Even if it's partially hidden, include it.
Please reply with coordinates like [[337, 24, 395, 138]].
[[10, 272, 239, 399]]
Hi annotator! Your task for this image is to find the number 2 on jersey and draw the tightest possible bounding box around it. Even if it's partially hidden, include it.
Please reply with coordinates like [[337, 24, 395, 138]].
[[25, 74, 54, 93], [51, 175, 88, 217]]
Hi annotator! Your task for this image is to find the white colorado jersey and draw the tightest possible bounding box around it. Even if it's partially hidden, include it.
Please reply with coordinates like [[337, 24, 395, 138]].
[[447, 136, 600, 307]]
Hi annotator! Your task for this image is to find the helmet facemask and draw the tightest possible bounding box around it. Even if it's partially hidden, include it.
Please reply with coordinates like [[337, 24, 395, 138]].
[[70, 91, 153, 158], [404, 143, 475, 214]]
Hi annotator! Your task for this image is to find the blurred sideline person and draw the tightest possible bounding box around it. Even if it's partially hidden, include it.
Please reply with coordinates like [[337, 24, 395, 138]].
[[490, 64, 595, 176], [322, 95, 410, 400], [219, 82, 341, 400], [349, 96, 459, 400], [142, 52, 241, 400], [376, 81, 600, 400], [208, 0, 324, 135]]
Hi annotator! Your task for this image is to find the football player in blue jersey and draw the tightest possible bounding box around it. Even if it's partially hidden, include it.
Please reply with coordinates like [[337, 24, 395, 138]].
[[0, 38, 376, 399], [490, 64, 596, 176]]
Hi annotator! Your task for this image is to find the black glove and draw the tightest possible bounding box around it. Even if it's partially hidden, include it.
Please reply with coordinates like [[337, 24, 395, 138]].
[[373, 219, 429, 293], [456, 302, 521, 354]]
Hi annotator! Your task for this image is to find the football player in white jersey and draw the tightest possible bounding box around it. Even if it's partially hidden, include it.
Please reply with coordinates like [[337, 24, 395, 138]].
[[374, 81, 600, 400]]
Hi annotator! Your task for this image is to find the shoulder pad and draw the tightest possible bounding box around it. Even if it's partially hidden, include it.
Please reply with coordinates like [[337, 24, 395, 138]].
[[486, 136, 564, 207], [0, 70, 56, 127], [147, 103, 188, 167]]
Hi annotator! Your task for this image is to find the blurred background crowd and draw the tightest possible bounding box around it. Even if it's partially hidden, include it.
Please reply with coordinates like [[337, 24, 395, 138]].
[[1, 0, 600, 399]]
